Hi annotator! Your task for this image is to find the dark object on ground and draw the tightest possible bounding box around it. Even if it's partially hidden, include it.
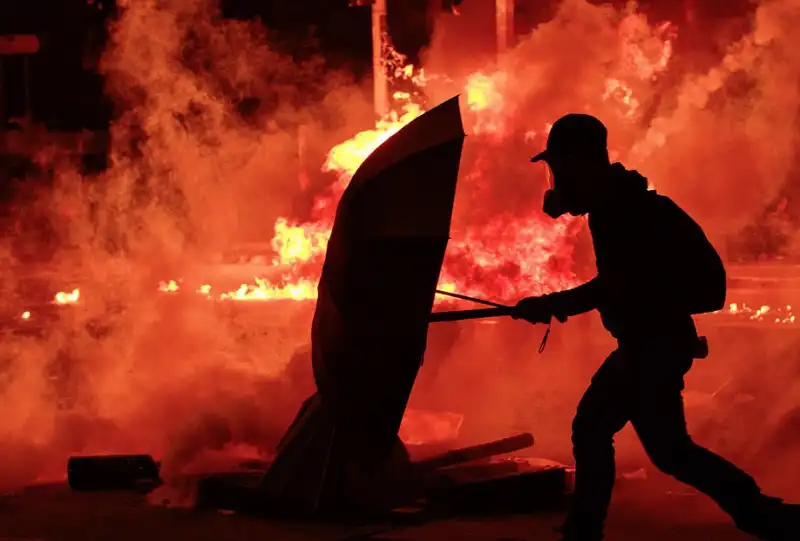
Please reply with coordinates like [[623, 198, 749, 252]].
[[427, 459, 568, 515], [68, 454, 161, 491], [259, 96, 466, 516], [415, 433, 534, 471], [197, 435, 566, 519]]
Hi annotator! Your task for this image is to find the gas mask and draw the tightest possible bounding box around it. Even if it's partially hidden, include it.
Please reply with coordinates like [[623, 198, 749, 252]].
[[541, 163, 569, 219], [543, 188, 568, 219]]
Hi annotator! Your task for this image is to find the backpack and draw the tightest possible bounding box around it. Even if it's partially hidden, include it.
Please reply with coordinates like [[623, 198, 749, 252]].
[[657, 195, 727, 315]]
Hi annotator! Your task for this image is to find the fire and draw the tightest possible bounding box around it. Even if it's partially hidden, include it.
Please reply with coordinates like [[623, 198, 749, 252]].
[[158, 280, 180, 293], [218, 279, 317, 302], [322, 100, 424, 180], [603, 78, 639, 118], [156, 278, 318, 302], [18, 5, 791, 323], [440, 214, 581, 300], [271, 218, 330, 266], [54, 289, 80, 305], [0, 9, 684, 317], [725, 303, 795, 324], [253, 18, 678, 303], [601, 16, 675, 120], [465, 73, 503, 111], [618, 18, 675, 81], [464, 72, 507, 135], [33, 12, 769, 313]]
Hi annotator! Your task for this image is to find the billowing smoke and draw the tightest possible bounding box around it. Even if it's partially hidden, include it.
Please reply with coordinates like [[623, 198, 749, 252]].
[[0, 0, 365, 489]]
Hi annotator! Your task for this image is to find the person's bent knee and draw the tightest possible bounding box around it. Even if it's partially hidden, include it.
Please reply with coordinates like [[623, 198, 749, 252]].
[[571, 408, 599, 439]]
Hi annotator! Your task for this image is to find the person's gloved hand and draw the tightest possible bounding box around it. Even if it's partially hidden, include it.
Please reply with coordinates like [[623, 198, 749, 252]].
[[511, 296, 553, 324]]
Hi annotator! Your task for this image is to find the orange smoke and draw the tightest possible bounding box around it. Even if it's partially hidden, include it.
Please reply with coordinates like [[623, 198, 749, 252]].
[[145, 10, 677, 305], [139, 9, 676, 304]]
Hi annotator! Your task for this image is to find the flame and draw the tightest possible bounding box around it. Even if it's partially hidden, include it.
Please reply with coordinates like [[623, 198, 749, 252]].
[[54, 289, 80, 305], [603, 78, 640, 118], [272, 218, 330, 266], [23, 9, 790, 324], [158, 280, 180, 293], [322, 100, 425, 181], [464, 72, 507, 135], [219, 278, 317, 302], [34, 16, 788, 319], [16, 15, 682, 314], [600, 16, 675, 120], [618, 17, 675, 80], [723, 302, 795, 324]]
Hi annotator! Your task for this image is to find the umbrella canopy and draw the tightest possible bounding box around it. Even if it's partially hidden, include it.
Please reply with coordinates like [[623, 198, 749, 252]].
[[314, 95, 465, 449], [261, 96, 466, 514]]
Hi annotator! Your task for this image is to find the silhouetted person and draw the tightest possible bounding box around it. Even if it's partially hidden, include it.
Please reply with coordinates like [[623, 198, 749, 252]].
[[512, 114, 799, 541]]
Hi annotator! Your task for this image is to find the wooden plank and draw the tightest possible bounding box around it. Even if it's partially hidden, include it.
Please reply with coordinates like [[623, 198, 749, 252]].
[[414, 433, 535, 471]]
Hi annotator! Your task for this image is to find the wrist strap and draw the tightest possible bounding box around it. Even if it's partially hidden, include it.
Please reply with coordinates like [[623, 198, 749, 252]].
[[538, 323, 552, 353]]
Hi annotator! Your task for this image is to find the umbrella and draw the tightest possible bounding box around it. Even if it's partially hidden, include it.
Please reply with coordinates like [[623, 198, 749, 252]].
[[259, 96, 466, 515]]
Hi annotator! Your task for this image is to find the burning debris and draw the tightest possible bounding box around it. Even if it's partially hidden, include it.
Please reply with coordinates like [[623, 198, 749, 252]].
[[12, 2, 794, 318], [726, 302, 795, 324], [15, 3, 789, 316]]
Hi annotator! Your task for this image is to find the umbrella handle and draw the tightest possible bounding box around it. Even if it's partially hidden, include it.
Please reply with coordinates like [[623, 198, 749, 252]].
[[430, 308, 555, 354], [434, 289, 510, 309], [429, 307, 510, 322]]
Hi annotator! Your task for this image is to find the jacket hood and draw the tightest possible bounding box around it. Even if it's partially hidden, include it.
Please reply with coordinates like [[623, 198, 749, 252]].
[[608, 162, 649, 193], [589, 163, 650, 214]]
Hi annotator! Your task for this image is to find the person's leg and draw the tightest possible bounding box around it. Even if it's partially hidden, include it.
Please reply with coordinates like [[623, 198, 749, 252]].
[[561, 351, 631, 541], [630, 371, 799, 540]]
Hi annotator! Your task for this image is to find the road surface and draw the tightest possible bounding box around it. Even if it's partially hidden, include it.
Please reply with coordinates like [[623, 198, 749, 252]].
[[0, 475, 757, 541]]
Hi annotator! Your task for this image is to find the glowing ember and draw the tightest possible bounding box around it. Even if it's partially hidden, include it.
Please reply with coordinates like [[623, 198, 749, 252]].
[[158, 280, 180, 293], [723, 303, 796, 324], [54, 289, 80, 305]]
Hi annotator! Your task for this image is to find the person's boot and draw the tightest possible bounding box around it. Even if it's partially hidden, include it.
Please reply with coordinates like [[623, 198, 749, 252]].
[[733, 496, 800, 541]]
